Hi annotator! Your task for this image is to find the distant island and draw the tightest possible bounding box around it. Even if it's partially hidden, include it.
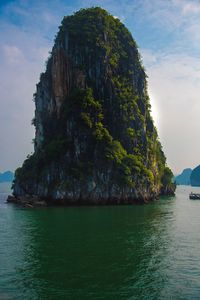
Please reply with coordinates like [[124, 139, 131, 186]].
[[190, 165, 200, 187], [9, 7, 175, 206], [0, 171, 14, 183], [175, 168, 192, 185], [0, 171, 14, 194], [174, 165, 200, 187]]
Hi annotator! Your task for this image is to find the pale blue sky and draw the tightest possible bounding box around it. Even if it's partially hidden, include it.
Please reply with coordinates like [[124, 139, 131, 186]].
[[1, 0, 200, 174]]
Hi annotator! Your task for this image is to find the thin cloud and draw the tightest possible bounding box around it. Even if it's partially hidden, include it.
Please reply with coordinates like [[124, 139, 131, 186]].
[[142, 50, 200, 172], [3, 45, 24, 64], [173, 0, 200, 15]]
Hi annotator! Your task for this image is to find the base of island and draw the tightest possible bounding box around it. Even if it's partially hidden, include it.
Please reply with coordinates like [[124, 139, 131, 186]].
[[7, 190, 175, 208], [7, 195, 47, 208]]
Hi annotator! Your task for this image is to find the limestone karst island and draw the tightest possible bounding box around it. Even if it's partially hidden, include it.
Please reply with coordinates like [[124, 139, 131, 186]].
[[9, 7, 175, 206]]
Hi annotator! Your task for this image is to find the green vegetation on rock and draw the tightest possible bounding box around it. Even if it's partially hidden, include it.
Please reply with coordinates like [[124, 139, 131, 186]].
[[13, 7, 175, 203]]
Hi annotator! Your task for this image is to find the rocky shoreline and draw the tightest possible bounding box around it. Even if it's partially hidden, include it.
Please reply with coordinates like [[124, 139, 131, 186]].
[[7, 190, 175, 208], [7, 195, 47, 208]]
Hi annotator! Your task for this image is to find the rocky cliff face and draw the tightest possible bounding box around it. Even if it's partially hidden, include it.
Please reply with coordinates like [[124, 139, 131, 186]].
[[12, 7, 175, 204]]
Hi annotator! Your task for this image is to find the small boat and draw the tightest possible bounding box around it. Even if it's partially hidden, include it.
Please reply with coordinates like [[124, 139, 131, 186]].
[[189, 192, 200, 200]]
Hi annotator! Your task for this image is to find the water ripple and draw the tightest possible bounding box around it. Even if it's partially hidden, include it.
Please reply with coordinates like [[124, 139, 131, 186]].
[[1, 186, 200, 299]]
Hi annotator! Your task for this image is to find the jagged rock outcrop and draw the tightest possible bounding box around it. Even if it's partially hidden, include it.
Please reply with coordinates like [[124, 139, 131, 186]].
[[11, 7, 175, 205]]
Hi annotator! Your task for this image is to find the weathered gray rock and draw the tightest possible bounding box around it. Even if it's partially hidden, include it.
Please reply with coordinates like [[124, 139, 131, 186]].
[[11, 8, 175, 205], [7, 195, 47, 207]]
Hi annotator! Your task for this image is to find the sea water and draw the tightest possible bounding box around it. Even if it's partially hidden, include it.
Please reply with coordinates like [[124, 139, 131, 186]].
[[1, 186, 200, 299]]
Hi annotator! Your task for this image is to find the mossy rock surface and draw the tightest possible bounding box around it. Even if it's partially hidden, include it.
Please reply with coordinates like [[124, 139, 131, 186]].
[[13, 7, 175, 203]]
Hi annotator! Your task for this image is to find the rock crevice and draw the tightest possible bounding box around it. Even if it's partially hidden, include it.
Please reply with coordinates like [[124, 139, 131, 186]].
[[11, 7, 175, 205]]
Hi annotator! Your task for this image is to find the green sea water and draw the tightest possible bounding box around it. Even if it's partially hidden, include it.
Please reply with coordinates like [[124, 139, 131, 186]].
[[1, 186, 200, 299]]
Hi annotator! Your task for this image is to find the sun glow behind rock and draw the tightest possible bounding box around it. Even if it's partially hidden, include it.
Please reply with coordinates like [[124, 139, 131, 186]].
[[149, 91, 159, 129]]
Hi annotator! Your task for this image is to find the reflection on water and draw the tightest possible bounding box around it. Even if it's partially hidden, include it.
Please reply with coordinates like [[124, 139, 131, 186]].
[[1, 186, 200, 299]]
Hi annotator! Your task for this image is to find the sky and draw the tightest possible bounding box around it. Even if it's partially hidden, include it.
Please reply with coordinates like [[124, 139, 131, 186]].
[[1, 0, 200, 174]]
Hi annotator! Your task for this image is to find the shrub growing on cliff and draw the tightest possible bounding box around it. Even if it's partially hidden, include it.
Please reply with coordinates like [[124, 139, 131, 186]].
[[13, 7, 175, 201]]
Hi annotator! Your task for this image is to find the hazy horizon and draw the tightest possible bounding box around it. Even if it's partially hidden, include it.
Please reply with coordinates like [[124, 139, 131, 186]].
[[1, 0, 200, 174]]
